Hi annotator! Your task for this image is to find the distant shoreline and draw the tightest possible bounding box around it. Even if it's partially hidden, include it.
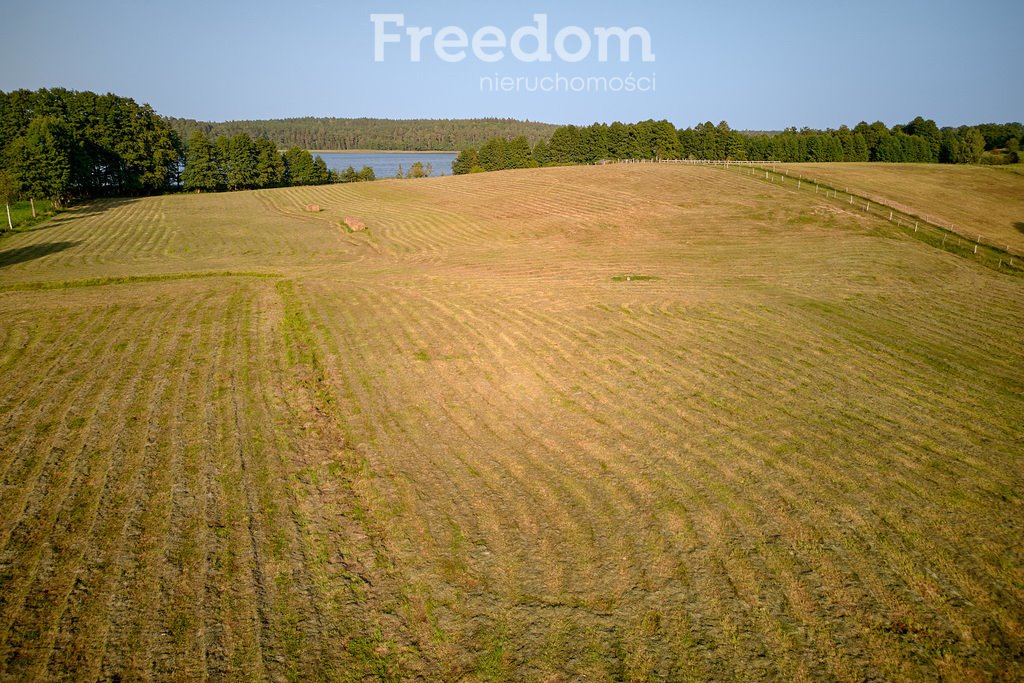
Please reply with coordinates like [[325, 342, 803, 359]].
[[307, 149, 461, 154]]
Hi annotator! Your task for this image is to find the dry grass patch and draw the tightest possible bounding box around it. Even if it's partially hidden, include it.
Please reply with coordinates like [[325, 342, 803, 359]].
[[784, 162, 1024, 253], [0, 163, 1021, 681]]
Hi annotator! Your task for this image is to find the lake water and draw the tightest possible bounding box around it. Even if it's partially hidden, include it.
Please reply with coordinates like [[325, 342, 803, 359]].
[[316, 152, 458, 179]]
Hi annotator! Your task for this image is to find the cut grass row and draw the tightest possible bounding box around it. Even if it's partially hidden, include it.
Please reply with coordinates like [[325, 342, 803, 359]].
[[722, 163, 1024, 275], [0, 163, 1021, 680], [0, 280, 409, 681], [779, 162, 1024, 255], [266, 166, 1022, 679]]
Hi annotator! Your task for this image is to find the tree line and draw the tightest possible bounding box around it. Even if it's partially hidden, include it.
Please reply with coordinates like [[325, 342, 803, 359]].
[[453, 118, 1023, 173], [4, 88, 1020, 210], [166, 116, 559, 152], [179, 131, 367, 192], [0, 89, 382, 214], [0, 88, 181, 207]]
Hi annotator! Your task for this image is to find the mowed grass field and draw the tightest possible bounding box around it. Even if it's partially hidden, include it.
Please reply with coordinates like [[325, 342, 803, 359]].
[[0, 163, 1022, 682], [783, 162, 1024, 254]]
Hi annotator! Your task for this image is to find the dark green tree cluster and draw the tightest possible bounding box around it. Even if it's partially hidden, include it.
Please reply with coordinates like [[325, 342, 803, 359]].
[[452, 121, 681, 174], [453, 136, 535, 173], [391, 162, 435, 179], [711, 117, 999, 164], [738, 125, 869, 162], [938, 127, 987, 164], [973, 122, 1024, 150], [679, 121, 754, 160], [181, 131, 333, 192], [456, 116, 1021, 174], [543, 121, 681, 164], [167, 117, 558, 152], [339, 165, 377, 182], [0, 88, 181, 206]]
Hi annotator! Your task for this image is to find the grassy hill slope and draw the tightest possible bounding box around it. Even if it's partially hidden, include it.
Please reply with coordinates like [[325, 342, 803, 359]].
[[0, 164, 1021, 681], [784, 162, 1024, 253]]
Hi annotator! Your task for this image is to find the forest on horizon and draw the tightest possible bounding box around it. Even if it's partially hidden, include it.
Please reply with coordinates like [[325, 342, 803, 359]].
[[1, 88, 1021, 210], [165, 116, 560, 152]]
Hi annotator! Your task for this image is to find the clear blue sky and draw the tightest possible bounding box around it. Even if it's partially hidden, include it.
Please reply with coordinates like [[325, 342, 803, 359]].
[[1, 0, 1021, 129]]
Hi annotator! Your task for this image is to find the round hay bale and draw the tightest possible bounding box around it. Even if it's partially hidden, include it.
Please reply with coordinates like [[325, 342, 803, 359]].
[[344, 217, 367, 232]]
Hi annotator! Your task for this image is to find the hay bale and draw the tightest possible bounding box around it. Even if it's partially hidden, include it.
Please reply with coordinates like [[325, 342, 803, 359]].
[[304, 203, 322, 212], [344, 217, 367, 232]]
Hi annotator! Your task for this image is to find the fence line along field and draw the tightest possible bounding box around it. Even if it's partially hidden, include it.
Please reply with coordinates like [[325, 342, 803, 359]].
[[780, 162, 1024, 254], [0, 163, 1021, 681]]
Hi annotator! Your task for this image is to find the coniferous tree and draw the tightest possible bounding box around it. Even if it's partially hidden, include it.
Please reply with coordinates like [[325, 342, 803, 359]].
[[607, 122, 633, 159], [547, 125, 581, 164], [254, 137, 285, 187], [676, 127, 697, 159], [651, 120, 682, 160], [181, 131, 222, 192], [452, 148, 479, 174], [283, 146, 316, 185], [505, 136, 534, 168], [581, 124, 609, 162], [722, 126, 747, 160], [477, 137, 508, 171], [531, 140, 549, 166], [692, 122, 719, 159], [226, 133, 258, 190], [7, 115, 73, 206], [340, 165, 360, 183], [311, 155, 330, 184], [0, 90, 184, 198]]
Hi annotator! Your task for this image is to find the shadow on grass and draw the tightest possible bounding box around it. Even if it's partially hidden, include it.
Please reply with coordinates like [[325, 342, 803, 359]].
[[0, 241, 80, 268], [1015, 222, 1024, 236], [14, 197, 139, 233]]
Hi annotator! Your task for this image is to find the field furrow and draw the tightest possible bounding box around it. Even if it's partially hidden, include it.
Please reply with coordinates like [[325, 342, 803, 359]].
[[0, 163, 1020, 680]]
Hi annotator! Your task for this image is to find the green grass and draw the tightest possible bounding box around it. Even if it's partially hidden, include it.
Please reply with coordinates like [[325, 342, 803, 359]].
[[781, 162, 1024, 253], [2, 199, 58, 232], [725, 163, 1024, 276], [0, 270, 281, 291], [611, 274, 660, 282]]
